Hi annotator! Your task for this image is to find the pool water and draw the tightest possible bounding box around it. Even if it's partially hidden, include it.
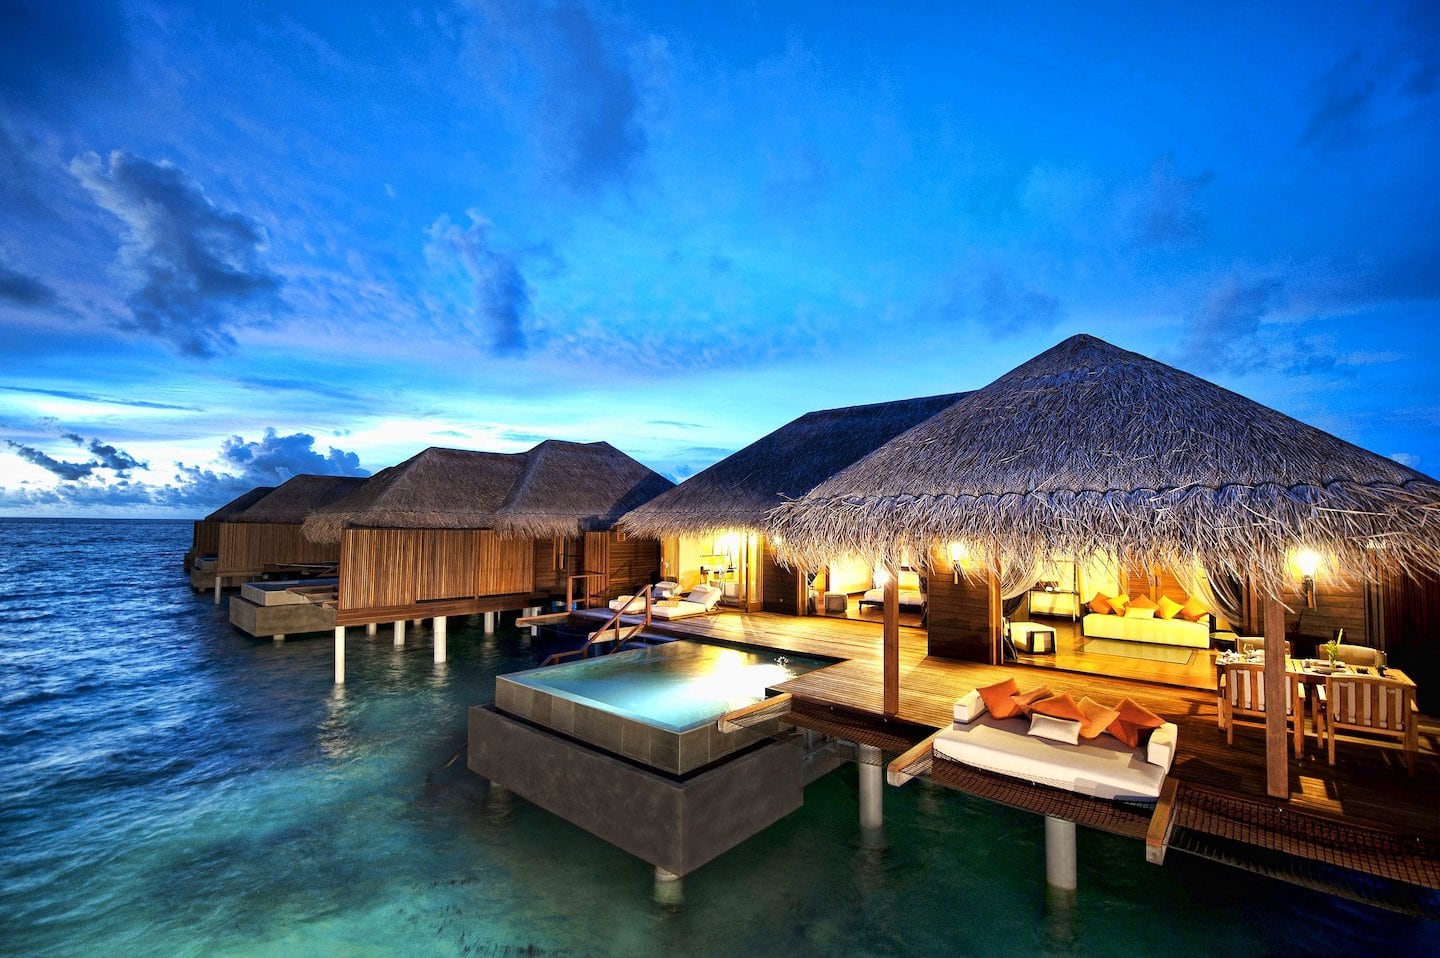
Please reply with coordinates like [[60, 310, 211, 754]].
[[504, 640, 832, 732], [1, 518, 1436, 956]]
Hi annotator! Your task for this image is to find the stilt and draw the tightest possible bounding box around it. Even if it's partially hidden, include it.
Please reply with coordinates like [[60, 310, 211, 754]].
[[273, 634, 285, 643], [1044, 816, 1077, 891], [334, 626, 345, 684], [523, 605, 541, 636], [483, 611, 497, 633], [858, 743, 884, 847], [434, 616, 447, 663], [653, 866, 684, 906], [394, 620, 405, 647], [366, 622, 377, 636], [214, 576, 223, 606]]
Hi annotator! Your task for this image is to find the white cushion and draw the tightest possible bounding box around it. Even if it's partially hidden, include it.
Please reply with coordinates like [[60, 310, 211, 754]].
[[953, 689, 987, 724], [1147, 723, 1178, 772], [1028, 713, 1081, 745]]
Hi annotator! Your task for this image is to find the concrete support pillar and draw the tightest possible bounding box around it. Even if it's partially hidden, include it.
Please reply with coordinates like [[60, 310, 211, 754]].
[[334, 626, 345, 685], [483, 611, 497, 633], [366, 622, 377, 636], [273, 634, 285, 643], [393, 620, 405, 647], [1044, 816, 1077, 892], [523, 606, 541, 636], [434, 616, 448, 663], [858, 743, 884, 847], [214, 576, 223, 606], [653, 866, 684, 906]]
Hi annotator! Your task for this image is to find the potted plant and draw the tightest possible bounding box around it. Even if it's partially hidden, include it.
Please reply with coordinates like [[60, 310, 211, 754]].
[[1321, 638, 1341, 670]]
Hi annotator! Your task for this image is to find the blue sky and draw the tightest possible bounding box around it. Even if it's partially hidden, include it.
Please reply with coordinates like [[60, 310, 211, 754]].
[[2, 0, 1438, 517]]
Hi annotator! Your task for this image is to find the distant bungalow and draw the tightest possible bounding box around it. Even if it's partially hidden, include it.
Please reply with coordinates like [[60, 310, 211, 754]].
[[185, 484, 272, 578], [227, 440, 672, 681]]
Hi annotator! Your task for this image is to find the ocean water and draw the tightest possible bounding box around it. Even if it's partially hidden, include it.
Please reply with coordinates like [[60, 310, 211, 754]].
[[0, 518, 1435, 957]]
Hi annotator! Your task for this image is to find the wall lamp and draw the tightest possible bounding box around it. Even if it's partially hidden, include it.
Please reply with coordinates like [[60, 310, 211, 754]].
[[1294, 548, 1322, 609]]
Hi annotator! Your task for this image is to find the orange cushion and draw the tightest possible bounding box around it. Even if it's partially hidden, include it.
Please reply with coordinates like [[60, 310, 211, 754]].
[[978, 678, 1021, 719], [1106, 697, 1166, 748], [1179, 596, 1209, 622], [1011, 686, 1054, 718], [1077, 697, 1121, 739], [1110, 593, 1131, 615], [1157, 595, 1184, 620], [1088, 593, 1114, 615], [1030, 692, 1085, 723], [1128, 595, 1157, 611]]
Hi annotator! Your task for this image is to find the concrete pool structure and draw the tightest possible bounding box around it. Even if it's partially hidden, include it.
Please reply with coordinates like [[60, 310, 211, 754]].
[[469, 638, 845, 885]]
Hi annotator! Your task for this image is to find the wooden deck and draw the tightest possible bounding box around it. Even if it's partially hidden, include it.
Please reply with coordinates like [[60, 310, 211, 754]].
[[595, 608, 1440, 901]]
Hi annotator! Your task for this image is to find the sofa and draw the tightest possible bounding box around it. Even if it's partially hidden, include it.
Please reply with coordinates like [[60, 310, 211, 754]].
[[1081, 612, 1211, 648], [933, 688, 1178, 802]]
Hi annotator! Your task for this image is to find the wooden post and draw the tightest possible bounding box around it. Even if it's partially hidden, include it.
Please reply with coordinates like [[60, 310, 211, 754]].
[[883, 564, 900, 716], [334, 626, 345, 684], [434, 616, 447, 663], [1263, 595, 1288, 799]]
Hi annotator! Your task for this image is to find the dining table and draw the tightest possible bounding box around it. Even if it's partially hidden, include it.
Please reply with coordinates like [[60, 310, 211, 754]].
[[1286, 658, 1415, 745]]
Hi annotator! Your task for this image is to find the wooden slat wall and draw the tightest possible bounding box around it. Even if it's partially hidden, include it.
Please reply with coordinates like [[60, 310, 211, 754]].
[[761, 539, 802, 615], [338, 528, 533, 611], [925, 549, 997, 662], [192, 520, 219, 554], [583, 531, 610, 603], [218, 522, 337, 574], [532, 536, 583, 593], [606, 532, 660, 597], [1382, 569, 1440, 713]]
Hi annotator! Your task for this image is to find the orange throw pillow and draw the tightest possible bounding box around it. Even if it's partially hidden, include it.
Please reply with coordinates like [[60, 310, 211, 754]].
[[1011, 686, 1054, 718], [1106, 697, 1166, 748], [1128, 595, 1157, 612], [1179, 596, 1209, 622], [1077, 697, 1121, 739], [1088, 592, 1114, 615], [978, 678, 1021, 719], [1030, 692, 1085, 723]]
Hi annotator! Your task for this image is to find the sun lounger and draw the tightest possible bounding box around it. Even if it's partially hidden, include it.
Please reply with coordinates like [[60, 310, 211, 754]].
[[648, 585, 725, 620]]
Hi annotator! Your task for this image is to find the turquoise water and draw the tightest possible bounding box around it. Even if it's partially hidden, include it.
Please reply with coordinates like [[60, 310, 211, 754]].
[[505, 640, 832, 731], [1, 518, 1436, 956]]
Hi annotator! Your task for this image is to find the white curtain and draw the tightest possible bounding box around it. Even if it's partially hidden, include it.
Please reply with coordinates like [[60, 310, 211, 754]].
[[999, 557, 1045, 601], [1173, 561, 1243, 626]]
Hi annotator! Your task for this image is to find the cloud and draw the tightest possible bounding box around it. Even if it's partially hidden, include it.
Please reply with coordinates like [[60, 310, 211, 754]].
[[62, 432, 147, 474], [426, 211, 530, 355], [1390, 452, 1420, 468], [3, 440, 96, 479], [463, 0, 648, 193], [936, 263, 1062, 338], [0, 385, 199, 411], [1175, 276, 1286, 373], [0, 256, 59, 309], [218, 428, 370, 485], [1121, 154, 1214, 249], [69, 150, 283, 357]]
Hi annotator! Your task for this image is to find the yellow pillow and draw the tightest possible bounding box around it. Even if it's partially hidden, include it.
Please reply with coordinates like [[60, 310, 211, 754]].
[[1157, 595, 1184, 620], [1110, 593, 1131, 615], [1179, 596, 1209, 622], [1124, 606, 1157, 619]]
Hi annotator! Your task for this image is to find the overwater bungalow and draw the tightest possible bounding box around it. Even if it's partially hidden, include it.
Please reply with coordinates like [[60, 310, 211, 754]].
[[204, 474, 364, 602], [185, 484, 273, 579], [248, 440, 672, 680], [619, 393, 966, 617], [473, 333, 1440, 910]]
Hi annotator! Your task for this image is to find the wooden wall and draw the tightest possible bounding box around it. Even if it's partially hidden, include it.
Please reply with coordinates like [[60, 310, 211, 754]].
[[192, 520, 219, 555], [338, 528, 532, 611], [1382, 569, 1440, 712], [219, 522, 337, 575], [532, 536, 583, 594], [607, 532, 661, 597], [761, 539, 802, 615], [926, 550, 1000, 663]]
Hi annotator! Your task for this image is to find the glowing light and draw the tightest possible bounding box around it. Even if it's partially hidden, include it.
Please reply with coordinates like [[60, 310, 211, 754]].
[[1292, 549, 1322, 578]]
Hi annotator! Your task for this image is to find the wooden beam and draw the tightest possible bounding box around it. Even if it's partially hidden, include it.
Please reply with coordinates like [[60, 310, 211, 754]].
[[883, 565, 900, 715], [887, 729, 941, 786], [1145, 777, 1180, 864], [1263, 595, 1288, 799]]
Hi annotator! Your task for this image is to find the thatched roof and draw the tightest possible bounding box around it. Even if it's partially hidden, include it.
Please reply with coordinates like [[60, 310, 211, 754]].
[[770, 334, 1440, 596], [620, 392, 969, 539], [229, 475, 368, 525], [201, 485, 274, 521], [303, 441, 673, 544]]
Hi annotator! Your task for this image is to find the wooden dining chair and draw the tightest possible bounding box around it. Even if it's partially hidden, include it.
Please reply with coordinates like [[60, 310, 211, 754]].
[[1316, 674, 1418, 776], [1220, 663, 1306, 757]]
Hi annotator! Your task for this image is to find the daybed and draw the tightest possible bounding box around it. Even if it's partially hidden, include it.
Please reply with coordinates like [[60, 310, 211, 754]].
[[1082, 612, 1210, 648], [933, 688, 1178, 802], [607, 581, 680, 612], [647, 584, 725, 620]]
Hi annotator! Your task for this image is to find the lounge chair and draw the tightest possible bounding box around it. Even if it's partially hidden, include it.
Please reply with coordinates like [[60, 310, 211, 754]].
[[648, 585, 725, 620]]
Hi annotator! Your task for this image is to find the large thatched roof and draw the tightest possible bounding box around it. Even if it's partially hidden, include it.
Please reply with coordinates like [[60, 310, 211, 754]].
[[229, 475, 368, 525], [771, 334, 1440, 596], [303, 441, 673, 544], [201, 485, 274, 521], [620, 392, 968, 539]]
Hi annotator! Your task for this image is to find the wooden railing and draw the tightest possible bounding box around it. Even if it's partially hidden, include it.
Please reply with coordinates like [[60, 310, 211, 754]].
[[542, 583, 656, 666], [566, 572, 608, 611]]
